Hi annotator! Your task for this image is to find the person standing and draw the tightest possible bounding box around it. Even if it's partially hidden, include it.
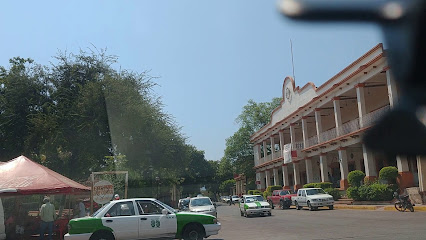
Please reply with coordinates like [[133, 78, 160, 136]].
[[39, 196, 56, 240], [228, 195, 233, 206], [77, 199, 86, 218]]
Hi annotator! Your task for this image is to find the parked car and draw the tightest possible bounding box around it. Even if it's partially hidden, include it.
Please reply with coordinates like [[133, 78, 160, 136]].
[[189, 196, 217, 217], [231, 195, 240, 203], [239, 195, 271, 217], [292, 188, 334, 211], [65, 198, 221, 240], [267, 190, 297, 209], [178, 197, 190, 211], [220, 196, 230, 203]]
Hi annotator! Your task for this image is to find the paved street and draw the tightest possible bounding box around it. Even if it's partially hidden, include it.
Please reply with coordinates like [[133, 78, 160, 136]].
[[210, 203, 426, 240]]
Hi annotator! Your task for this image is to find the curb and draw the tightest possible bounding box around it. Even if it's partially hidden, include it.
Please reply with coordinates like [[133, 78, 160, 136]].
[[334, 204, 426, 211]]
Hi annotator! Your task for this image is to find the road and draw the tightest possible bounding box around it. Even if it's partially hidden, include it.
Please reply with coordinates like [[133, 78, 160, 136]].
[[210, 203, 426, 240]]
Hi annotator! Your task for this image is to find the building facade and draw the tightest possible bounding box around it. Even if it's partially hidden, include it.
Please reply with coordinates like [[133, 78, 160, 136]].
[[250, 44, 426, 199]]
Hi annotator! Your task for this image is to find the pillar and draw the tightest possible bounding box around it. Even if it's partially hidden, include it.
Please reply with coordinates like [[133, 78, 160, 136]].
[[320, 154, 329, 182], [417, 156, 426, 203], [258, 172, 266, 190], [270, 136, 276, 160], [263, 140, 268, 161], [289, 123, 296, 145], [254, 144, 261, 166], [305, 158, 314, 183], [362, 144, 377, 181], [301, 116, 308, 147], [338, 148, 349, 190], [333, 97, 343, 136], [265, 170, 271, 188], [315, 108, 323, 143], [356, 84, 367, 127], [282, 165, 290, 189], [293, 161, 302, 190], [386, 70, 398, 107], [397, 156, 414, 190], [273, 168, 279, 186], [279, 130, 285, 150]]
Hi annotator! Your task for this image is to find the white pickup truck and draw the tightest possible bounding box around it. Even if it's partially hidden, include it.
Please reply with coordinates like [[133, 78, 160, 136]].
[[292, 188, 334, 211]]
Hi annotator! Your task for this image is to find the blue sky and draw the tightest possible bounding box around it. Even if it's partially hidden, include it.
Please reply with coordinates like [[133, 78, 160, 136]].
[[1, 1, 383, 161]]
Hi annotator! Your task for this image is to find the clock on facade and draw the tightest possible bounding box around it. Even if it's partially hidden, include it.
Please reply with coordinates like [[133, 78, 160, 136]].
[[285, 87, 292, 102]]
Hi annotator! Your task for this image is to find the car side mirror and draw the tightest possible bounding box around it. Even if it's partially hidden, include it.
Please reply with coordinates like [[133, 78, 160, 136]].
[[162, 209, 168, 215]]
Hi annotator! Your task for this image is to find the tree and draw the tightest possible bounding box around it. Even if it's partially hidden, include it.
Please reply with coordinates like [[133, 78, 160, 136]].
[[223, 98, 281, 181]]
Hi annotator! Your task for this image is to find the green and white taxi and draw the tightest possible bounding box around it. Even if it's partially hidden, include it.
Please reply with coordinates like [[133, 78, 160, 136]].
[[64, 198, 221, 240], [239, 195, 271, 218]]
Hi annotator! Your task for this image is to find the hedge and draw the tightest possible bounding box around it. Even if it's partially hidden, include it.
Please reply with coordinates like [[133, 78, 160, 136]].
[[247, 190, 262, 195], [263, 185, 282, 199], [379, 166, 398, 184], [348, 170, 365, 187], [324, 188, 341, 200], [302, 182, 332, 189], [350, 183, 394, 201]]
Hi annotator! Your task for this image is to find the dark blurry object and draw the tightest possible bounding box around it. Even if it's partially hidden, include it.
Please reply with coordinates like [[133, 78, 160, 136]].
[[279, 0, 426, 155]]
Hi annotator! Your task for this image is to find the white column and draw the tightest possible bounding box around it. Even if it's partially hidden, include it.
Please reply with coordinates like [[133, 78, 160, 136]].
[[254, 144, 261, 166], [338, 148, 349, 189], [279, 131, 285, 150], [397, 156, 410, 172], [315, 108, 323, 142], [417, 156, 426, 196], [259, 171, 266, 190], [305, 158, 314, 183], [293, 162, 301, 188], [289, 123, 296, 145], [356, 84, 367, 128], [333, 97, 343, 136], [265, 170, 271, 188], [262, 140, 267, 162], [386, 70, 398, 108], [362, 144, 377, 179], [301, 117, 308, 147], [270, 136, 276, 160], [320, 154, 329, 182], [282, 165, 289, 188], [273, 168, 279, 186]]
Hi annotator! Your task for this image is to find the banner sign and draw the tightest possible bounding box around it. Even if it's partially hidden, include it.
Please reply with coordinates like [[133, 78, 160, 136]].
[[283, 143, 292, 164], [93, 180, 114, 204]]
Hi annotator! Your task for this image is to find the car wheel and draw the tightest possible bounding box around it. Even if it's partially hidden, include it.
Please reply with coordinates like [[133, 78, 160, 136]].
[[89, 231, 114, 240], [329, 205, 334, 210], [307, 201, 314, 211], [183, 224, 204, 240], [280, 200, 285, 210], [268, 212, 272, 216], [295, 201, 301, 210]]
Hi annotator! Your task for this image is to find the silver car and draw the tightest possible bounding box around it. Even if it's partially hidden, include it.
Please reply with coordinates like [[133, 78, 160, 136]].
[[189, 197, 217, 217]]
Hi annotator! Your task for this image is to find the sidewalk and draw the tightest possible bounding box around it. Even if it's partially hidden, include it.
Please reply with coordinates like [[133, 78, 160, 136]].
[[334, 203, 426, 211]]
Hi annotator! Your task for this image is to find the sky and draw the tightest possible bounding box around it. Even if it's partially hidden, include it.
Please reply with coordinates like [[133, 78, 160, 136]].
[[0, 1, 383, 161]]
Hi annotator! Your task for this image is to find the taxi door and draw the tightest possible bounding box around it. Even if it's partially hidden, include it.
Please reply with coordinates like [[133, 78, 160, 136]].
[[101, 200, 139, 239], [136, 200, 177, 239]]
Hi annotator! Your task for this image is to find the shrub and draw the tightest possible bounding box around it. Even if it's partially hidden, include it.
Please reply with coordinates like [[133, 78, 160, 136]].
[[263, 185, 282, 199], [379, 166, 398, 184], [316, 182, 333, 189], [358, 185, 369, 200], [348, 170, 365, 187], [324, 188, 341, 200], [302, 182, 332, 189], [248, 190, 262, 195], [357, 183, 394, 201], [346, 187, 361, 200]]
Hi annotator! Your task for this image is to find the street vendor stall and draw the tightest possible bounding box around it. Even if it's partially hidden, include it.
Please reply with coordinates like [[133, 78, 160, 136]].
[[0, 155, 90, 239]]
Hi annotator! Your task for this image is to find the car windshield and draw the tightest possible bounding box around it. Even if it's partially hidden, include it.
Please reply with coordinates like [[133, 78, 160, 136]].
[[306, 189, 327, 195], [91, 203, 110, 217], [245, 196, 264, 202], [190, 198, 212, 207], [157, 201, 176, 213], [280, 191, 291, 195]]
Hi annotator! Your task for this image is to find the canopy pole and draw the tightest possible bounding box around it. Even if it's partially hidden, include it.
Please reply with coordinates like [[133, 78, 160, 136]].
[[124, 172, 128, 199]]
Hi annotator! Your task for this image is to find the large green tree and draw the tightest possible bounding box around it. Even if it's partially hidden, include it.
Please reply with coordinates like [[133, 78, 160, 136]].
[[223, 98, 281, 186]]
